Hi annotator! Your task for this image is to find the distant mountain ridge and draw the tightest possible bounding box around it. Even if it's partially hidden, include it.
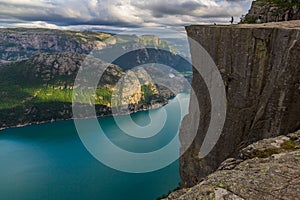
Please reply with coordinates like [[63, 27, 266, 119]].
[[0, 28, 192, 72], [0, 28, 111, 62]]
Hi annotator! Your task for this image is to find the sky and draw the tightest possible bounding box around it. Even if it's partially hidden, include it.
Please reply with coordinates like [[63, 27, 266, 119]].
[[0, 0, 252, 32]]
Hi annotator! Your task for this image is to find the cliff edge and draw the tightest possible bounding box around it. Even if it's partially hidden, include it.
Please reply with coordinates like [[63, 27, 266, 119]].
[[180, 21, 300, 187]]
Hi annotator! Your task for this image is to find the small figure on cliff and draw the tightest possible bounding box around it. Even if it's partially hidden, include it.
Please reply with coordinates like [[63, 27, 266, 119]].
[[256, 15, 262, 23], [230, 16, 234, 24], [240, 15, 245, 23]]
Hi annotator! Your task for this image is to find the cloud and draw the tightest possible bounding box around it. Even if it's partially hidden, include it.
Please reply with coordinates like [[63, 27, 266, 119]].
[[0, 0, 252, 30], [134, 0, 207, 17]]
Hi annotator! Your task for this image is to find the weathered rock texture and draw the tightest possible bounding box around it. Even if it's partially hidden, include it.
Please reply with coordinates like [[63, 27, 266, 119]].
[[180, 21, 300, 187], [166, 130, 300, 199], [0, 28, 110, 62], [243, 0, 300, 23]]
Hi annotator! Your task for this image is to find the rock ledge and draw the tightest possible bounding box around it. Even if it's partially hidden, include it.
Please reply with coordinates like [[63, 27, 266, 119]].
[[165, 130, 300, 200]]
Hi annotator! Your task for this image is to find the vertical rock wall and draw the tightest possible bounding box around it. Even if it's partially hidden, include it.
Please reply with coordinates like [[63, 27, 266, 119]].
[[181, 21, 300, 187]]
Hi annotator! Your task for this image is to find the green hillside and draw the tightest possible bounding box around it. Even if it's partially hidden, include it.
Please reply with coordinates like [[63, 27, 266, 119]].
[[0, 52, 176, 129]]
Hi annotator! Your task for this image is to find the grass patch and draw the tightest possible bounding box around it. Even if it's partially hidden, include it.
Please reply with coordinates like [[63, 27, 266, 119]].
[[281, 140, 296, 150]]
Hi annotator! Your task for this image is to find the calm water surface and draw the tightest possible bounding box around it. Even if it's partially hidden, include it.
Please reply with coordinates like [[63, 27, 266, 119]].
[[0, 93, 190, 200]]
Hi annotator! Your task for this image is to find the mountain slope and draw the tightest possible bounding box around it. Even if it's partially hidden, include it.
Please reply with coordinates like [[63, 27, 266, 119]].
[[0, 28, 192, 72], [0, 52, 175, 129], [0, 28, 111, 62]]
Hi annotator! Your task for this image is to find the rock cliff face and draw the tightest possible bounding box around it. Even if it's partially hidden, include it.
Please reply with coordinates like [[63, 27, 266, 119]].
[[180, 21, 300, 187], [243, 0, 300, 23], [0, 28, 110, 62]]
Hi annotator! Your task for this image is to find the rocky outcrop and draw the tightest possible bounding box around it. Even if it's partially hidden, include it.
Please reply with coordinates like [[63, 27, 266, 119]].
[[15, 52, 124, 86], [0, 28, 110, 62], [180, 21, 300, 187], [243, 0, 300, 23], [165, 130, 300, 199]]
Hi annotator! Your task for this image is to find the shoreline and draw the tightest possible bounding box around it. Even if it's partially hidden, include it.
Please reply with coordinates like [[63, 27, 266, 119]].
[[0, 92, 190, 132], [0, 101, 169, 132]]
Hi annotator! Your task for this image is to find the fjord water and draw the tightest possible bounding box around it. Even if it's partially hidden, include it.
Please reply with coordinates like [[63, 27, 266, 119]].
[[0, 93, 189, 200]]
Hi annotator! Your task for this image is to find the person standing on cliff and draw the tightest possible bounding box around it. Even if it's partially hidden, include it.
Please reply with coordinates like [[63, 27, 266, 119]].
[[230, 16, 234, 24], [256, 15, 262, 23]]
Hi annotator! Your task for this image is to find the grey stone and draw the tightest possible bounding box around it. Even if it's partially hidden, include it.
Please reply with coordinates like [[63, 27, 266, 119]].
[[180, 21, 300, 187], [166, 131, 300, 200], [243, 0, 300, 23]]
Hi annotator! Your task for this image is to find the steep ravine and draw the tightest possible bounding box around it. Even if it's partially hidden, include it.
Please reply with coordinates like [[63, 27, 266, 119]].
[[180, 21, 300, 188]]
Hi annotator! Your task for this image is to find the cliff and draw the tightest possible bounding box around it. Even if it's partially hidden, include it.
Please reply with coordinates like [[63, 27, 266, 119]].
[[243, 0, 300, 23], [180, 21, 300, 187], [0, 28, 111, 62], [166, 130, 300, 199]]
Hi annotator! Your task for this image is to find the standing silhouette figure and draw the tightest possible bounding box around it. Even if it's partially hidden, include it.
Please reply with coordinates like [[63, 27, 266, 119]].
[[230, 16, 234, 24]]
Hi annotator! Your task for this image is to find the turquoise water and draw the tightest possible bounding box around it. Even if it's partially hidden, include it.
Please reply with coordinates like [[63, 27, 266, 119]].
[[0, 93, 189, 200]]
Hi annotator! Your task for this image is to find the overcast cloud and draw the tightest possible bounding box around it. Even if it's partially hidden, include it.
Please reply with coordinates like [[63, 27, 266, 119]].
[[0, 0, 252, 31]]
